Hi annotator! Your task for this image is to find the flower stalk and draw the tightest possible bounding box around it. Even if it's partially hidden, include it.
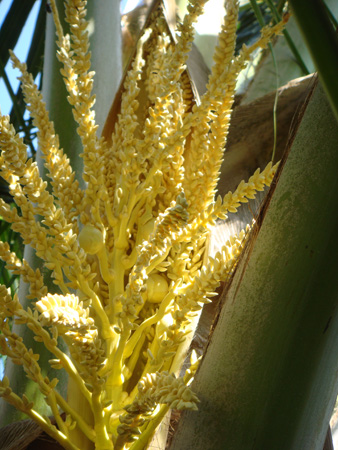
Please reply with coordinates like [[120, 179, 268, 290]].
[[0, 0, 286, 448]]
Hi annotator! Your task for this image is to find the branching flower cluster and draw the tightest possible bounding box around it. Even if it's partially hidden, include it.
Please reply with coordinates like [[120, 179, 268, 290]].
[[0, 0, 285, 449]]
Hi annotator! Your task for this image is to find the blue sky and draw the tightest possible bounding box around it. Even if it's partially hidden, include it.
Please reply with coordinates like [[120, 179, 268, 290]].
[[0, 0, 141, 117], [0, 0, 42, 116]]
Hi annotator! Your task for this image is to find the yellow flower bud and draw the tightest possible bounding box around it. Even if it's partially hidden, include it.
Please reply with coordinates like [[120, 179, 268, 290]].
[[78, 225, 104, 255], [146, 274, 169, 303], [138, 218, 155, 243]]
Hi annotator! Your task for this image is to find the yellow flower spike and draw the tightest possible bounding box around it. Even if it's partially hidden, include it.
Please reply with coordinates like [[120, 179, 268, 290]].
[[0, 0, 288, 447], [116, 371, 199, 448], [8, 52, 84, 230], [0, 375, 82, 450], [36, 293, 94, 332]]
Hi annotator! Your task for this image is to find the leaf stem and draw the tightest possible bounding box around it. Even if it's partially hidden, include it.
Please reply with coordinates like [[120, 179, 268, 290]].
[[265, 0, 310, 74], [289, 0, 338, 122]]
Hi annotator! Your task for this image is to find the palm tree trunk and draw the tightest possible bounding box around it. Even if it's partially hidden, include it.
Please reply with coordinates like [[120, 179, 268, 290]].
[[170, 81, 338, 450]]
